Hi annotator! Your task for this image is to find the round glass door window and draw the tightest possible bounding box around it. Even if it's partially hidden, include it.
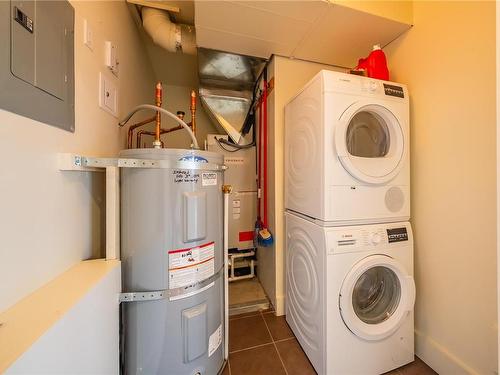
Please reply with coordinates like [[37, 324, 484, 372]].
[[346, 111, 390, 158], [352, 266, 401, 325], [336, 104, 405, 184]]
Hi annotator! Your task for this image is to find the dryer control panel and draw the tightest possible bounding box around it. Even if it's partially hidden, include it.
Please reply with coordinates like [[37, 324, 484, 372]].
[[327, 222, 411, 254]]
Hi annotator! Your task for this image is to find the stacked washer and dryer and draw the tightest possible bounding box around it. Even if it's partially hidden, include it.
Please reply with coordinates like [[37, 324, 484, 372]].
[[284, 70, 416, 375]]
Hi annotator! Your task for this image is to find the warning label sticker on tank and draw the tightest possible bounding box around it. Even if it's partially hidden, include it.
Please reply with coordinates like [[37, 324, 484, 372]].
[[202, 172, 217, 186], [168, 242, 215, 289], [172, 169, 199, 184], [208, 324, 223, 357]]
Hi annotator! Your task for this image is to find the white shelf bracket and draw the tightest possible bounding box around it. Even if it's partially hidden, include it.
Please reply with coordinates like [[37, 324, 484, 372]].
[[58, 153, 120, 261], [106, 166, 120, 260]]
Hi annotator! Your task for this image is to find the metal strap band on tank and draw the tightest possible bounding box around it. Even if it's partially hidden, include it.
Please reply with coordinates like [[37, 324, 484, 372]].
[[80, 157, 226, 171], [118, 158, 227, 171], [119, 267, 224, 303]]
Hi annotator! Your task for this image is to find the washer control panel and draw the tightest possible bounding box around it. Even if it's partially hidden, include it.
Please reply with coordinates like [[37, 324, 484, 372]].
[[327, 223, 411, 254], [387, 227, 409, 243]]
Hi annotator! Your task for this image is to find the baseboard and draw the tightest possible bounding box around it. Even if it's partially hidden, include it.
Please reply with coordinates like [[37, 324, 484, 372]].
[[275, 294, 285, 316], [415, 330, 480, 375]]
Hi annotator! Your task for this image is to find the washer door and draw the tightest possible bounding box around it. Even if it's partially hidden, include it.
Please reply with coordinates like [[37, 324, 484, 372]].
[[339, 255, 415, 341], [336, 103, 405, 184]]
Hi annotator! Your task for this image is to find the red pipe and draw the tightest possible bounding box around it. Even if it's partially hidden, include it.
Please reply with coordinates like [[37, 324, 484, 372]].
[[257, 94, 263, 221], [263, 78, 268, 228]]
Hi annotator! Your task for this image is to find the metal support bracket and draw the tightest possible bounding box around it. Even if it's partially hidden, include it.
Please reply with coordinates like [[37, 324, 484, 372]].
[[58, 152, 226, 261], [119, 267, 224, 303], [59, 153, 227, 172], [119, 290, 166, 303]]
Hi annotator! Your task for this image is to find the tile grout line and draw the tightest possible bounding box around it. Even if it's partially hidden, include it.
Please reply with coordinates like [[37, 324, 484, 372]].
[[260, 311, 289, 375], [274, 337, 295, 344], [229, 341, 274, 355], [228, 313, 262, 321], [229, 308, 275, 321]]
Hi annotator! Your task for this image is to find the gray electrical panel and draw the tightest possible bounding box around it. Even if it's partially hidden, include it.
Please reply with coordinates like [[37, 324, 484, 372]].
[[0, 1, 75, 132]]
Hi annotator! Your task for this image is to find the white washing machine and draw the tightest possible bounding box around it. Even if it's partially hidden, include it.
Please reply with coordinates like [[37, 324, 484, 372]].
[[285, 212, 415, 375], [284, 70, 410, 225]]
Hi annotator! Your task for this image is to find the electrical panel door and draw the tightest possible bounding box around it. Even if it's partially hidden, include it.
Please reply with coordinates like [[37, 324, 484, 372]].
[[0, 1, 75, 131]]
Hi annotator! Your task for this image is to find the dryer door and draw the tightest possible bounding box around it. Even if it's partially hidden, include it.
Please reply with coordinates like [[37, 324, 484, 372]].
[[336, 103, 405, 184], [339, 255, 415, 341]]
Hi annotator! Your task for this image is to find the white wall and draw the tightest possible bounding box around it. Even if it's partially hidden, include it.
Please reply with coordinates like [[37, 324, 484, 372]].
[[261, 56, 344, 314], [385, 2, 497, 374], [0, 0, 156, 312], [5, 261, 121, 374]]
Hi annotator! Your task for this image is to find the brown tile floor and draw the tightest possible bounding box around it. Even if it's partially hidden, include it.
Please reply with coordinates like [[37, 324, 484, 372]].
[[222, 310, 438, 375]]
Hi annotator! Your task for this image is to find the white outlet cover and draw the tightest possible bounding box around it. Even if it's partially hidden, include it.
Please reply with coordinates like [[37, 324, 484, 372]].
[[99, 72, 118, 118]]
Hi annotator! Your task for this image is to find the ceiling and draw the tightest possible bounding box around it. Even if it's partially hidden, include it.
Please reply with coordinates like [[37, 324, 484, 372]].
[[130, 0, 412, 86], [194, 0, 412, 68], [162, 0, 195, 25]]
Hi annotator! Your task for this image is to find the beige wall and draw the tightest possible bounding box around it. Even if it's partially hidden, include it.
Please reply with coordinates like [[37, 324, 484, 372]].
[[0, 1, 156, 312], [160, 85, 218, 150], [385, 2, 497, 374], [260, 56, 344, 315]]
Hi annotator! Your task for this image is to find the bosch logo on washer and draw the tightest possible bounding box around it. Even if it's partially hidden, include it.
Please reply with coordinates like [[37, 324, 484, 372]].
[[387, 227, 408, 243]]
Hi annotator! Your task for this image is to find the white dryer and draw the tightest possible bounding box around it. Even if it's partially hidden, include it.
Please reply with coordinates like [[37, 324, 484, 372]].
[[285, 70, 410, 224], [285, 212, 415, 375]]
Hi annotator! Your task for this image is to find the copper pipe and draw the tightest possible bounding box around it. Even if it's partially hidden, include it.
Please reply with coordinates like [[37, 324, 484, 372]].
[[126, 116, 156, 149], [154, 82, 163, 147], [137, 130, 150, 148], [136, 109, 190, 148], [157, 111, 192, 135], [190, 90, 196, 136], [165, 125, 184, 133], [137, 128, 169, 148]]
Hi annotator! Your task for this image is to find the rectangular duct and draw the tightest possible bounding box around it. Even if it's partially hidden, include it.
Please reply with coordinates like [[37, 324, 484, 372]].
[[197, 48, 266, 143]]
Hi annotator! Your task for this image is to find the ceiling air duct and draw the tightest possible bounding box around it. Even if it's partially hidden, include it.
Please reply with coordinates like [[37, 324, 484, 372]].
[[140, 5, 267, 144], [141, 7, 196, 54], [198, 48, 267, 144]]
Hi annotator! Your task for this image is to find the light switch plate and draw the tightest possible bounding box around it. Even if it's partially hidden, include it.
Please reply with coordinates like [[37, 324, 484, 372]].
[[105, 41, 119, 76], [83, 19, 93, 51], [99, 72, 118, 117]]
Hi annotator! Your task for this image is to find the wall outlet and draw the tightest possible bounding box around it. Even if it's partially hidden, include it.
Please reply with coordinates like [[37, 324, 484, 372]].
[[99, 72, 118, 118], [83, 19, 93, 51]]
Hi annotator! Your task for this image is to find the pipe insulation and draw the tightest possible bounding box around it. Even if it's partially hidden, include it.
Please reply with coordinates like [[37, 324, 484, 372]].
[[142, 7, 196, 55]]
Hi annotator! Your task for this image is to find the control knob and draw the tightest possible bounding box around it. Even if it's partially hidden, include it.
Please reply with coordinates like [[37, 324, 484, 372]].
[[370, 232, 382, 245]]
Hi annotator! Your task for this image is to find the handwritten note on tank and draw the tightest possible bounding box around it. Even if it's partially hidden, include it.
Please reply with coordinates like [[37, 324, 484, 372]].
[[172, 169, 199, 184]]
